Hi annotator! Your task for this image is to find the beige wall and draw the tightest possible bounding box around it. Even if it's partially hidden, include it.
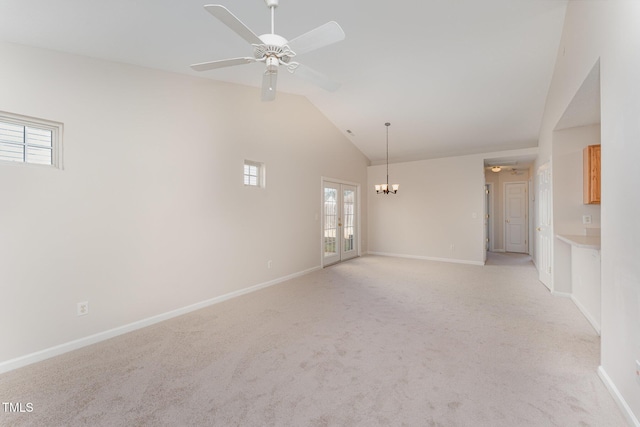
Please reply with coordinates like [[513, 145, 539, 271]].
[[368, 155, 485, 265], [0, 41, 369, 366], [367, 147, 536, 265], [536, 1, 640, 423]]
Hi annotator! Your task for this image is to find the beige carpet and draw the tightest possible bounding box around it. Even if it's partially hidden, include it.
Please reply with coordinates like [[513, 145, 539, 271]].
[[0, 254, 627, 426]]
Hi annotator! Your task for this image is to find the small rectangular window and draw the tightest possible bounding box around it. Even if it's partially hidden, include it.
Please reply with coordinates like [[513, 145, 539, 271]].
[[0, 111, 63, 168], [244, 160, 265, 188]]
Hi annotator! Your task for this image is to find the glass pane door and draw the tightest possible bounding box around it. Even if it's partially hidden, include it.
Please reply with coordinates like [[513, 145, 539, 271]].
[[324, 185, 339, 261], [342, 185, 357, 258], [322, 180, 358, 266]]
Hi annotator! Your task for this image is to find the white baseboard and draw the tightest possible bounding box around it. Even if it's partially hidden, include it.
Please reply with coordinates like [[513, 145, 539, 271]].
[[551, 290, 572, 298], [368, 251, 484, 266], [598, 366, 640, 427], [570, 295, 601, 335], [0, 266, 320, 374]]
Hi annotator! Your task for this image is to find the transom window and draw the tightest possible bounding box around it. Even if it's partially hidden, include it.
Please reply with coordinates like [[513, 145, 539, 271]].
[[0, 112, 63, 168], [244, 160, 264, 188]]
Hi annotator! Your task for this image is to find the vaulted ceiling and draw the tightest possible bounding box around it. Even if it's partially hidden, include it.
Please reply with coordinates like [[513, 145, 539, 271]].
[[0, 0, 567, 164]]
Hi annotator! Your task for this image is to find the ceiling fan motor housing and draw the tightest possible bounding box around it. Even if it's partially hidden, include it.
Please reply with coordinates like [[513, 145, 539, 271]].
[[265, 0, 279, 7], [255, 34, 293, 63]]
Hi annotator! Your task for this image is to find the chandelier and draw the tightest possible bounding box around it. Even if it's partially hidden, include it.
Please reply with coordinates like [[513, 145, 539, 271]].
[[375, 122, 399, 194]]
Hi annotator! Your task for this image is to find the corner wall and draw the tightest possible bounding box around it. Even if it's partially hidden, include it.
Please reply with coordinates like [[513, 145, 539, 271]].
[[537, 1, 640, 424]]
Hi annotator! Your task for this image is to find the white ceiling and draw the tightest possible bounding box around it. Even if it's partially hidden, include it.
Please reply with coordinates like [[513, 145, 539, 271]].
[[0, 0, 567, 164]]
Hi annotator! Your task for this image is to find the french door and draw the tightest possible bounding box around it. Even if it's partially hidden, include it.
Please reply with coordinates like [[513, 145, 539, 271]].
[[322, 180, 359, 266]]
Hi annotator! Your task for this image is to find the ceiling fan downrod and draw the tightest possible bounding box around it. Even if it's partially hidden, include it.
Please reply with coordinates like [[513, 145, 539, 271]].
[[265, 0, 279, 34]]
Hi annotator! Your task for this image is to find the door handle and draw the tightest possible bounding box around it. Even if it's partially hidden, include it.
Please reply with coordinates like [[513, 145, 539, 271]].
[[506, 219, 510, 223], [537, 227, 541, 231]]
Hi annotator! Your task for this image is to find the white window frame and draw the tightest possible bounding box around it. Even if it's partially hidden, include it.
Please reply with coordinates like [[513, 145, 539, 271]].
[[244, 160, 265, 188], [0, 111, 64, 169]]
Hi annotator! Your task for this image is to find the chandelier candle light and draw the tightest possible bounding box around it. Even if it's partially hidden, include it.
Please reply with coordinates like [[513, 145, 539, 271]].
[[375, 122, 399, 194]]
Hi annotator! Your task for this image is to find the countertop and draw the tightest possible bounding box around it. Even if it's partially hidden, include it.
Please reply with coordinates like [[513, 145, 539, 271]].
[[556, 234, 601, 249]]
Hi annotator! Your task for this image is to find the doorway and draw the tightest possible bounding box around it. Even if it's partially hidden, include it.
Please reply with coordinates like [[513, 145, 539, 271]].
[[322, 179, 360, 266]]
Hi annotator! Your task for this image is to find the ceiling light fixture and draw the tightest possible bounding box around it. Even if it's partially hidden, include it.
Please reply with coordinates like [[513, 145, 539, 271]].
[[491, 166, 501, 173], [375, 122, 399, 194]]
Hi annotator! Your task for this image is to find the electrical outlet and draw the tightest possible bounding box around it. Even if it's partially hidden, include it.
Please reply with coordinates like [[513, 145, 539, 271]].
[[77, 301, 89, 316], [582, 215, 592, 224]]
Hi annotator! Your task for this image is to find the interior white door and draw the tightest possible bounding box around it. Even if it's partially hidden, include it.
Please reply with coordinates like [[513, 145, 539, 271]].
[[322, 180, 358, 266], [505, 182, 528, 253], [536, 163, 552, 289]]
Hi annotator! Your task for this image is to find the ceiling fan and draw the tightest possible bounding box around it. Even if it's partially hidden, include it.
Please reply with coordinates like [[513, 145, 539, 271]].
[[191, 0, 346, 101]]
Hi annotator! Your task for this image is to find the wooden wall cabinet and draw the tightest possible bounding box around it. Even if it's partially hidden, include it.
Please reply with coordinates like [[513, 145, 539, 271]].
[[583, 144, 601, 204]]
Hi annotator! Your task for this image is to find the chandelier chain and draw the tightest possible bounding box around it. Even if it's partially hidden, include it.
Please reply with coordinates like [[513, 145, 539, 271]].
[[374, 122, 398, 194], [386, 122, 390, 186]]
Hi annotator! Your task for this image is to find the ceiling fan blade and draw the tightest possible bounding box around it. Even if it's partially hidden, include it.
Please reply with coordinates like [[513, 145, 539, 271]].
[[294, 64, 341, 92], [262, 71, 277, 102], [204, 4, 262, 45], [287, 21, 345, 56], [190, 57, 255, 72]]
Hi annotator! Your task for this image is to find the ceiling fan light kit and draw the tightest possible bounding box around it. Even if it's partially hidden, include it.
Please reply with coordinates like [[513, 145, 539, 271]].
[[191, 0, 345, 101], [375, 122, 399, 195]]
